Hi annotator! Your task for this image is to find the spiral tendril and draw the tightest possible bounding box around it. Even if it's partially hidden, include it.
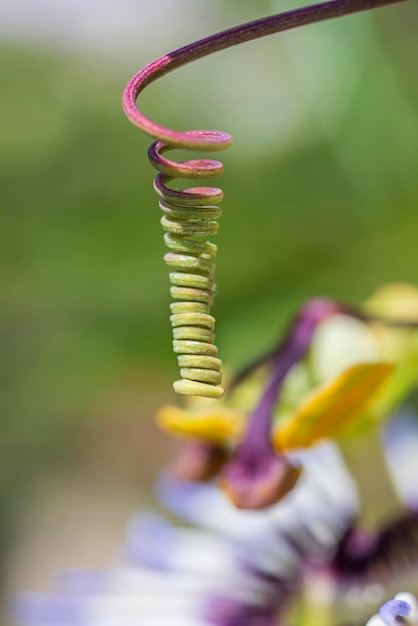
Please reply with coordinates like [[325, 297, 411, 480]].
[[122, 0, 408, 398], [148, 140, 230, 398]]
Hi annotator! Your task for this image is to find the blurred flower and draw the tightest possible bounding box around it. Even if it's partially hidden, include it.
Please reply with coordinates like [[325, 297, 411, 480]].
[[14, 409, 418, 625], [14, 441, 359, 626], [158, 286, 418, 510], [15, 285, 418, 625]]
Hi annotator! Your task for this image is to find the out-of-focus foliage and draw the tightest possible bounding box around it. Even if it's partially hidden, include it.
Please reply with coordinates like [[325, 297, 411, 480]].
[[0, 0, 417, 600]]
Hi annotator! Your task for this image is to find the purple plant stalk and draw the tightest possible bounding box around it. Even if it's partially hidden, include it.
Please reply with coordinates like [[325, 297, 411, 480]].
[[220, 299, 345, 509]]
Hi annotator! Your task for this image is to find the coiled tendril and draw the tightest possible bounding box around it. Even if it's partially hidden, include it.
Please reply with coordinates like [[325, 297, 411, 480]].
[[122, 0, 408, 398], [148, 137, 231, 399]]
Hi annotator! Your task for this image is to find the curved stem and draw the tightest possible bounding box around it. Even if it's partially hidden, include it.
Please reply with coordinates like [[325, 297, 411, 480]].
[[123, 0, 409, 150]]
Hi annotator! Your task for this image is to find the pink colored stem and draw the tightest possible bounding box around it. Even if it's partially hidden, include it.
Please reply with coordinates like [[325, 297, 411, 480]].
[[123, 0, 409, 150]]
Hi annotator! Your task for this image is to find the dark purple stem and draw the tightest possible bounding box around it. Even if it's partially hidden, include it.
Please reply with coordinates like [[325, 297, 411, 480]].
[[243, 339, 308, 455], [221, 300, 345, 509], [240, 298, 347, 454]]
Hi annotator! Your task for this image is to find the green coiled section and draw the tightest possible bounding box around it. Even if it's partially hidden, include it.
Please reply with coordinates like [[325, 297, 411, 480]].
[[149, 140, 226, 399]]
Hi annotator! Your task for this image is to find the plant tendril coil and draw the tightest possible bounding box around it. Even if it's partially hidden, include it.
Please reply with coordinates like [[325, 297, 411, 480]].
[[122, 0, 408, 399], [148, 138, 230, 399]]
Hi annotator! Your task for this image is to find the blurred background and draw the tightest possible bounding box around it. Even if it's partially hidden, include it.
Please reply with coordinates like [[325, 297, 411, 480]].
[[1, 0, 417, 622]]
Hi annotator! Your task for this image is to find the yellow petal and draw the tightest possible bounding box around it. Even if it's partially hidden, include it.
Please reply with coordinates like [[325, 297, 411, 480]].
[[157, 405, 243, 444], [273, 362, 395, 451]]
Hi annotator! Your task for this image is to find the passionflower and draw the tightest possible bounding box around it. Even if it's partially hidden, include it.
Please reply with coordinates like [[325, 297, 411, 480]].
[[15, 286, 418, 624], [15, 409, 418, 625], [14, 441, 359, 626], [157, 286, 418, 510]]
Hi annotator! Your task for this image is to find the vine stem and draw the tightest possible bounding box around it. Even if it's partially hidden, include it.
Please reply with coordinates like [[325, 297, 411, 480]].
[[123, 0, 409, 150]]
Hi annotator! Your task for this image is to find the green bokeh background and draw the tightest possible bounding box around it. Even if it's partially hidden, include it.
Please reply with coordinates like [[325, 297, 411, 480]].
[[1, 0, 417, 618]]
